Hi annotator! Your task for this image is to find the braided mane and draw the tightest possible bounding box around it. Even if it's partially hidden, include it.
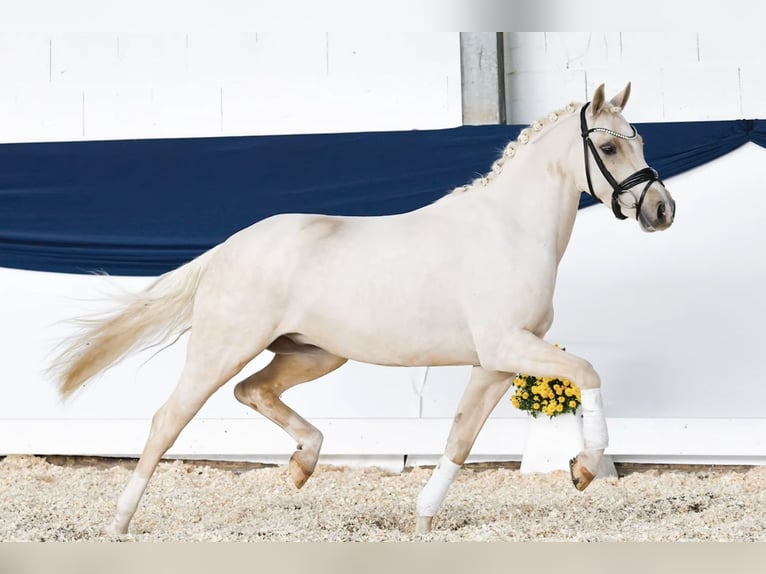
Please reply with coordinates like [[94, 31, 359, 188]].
[[448, 102, 581, 195]]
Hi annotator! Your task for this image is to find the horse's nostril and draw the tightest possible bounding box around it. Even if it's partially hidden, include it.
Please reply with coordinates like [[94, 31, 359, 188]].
[[657, 202, 665, 221]]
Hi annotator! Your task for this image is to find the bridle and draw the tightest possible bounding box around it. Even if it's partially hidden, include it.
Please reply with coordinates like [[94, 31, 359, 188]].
[[580, 102, 662, 220]]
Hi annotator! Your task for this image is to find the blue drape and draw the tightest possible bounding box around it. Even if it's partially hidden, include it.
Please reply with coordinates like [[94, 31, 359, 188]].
[[1, 119, 764, 276]]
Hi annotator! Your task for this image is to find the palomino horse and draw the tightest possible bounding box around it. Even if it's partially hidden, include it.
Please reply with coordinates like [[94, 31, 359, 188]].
[[52, 83, 675, 535]]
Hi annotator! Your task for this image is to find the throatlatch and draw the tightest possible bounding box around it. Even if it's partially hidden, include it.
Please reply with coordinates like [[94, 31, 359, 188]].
[[580, 102, 662, 220]]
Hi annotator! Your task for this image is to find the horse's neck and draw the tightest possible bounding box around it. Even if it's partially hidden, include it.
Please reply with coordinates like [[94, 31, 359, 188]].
[[484, 144, 581, 264]]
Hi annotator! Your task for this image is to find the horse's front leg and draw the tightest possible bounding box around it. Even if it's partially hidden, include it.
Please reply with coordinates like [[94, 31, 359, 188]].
[[415, 367, 512, 534], [483, 329, 608, 491]]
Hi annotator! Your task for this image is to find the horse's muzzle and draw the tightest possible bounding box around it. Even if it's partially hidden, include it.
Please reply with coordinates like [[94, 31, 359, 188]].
[[638, 185, 675, 232]]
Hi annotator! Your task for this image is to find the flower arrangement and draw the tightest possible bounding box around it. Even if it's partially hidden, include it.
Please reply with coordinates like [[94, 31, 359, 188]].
[[510, 347, 581, 418]]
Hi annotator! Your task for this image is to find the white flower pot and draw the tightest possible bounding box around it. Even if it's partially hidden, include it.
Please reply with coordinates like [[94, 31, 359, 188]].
[[520, 409, 618, 478], [520, 410, 584, 474]]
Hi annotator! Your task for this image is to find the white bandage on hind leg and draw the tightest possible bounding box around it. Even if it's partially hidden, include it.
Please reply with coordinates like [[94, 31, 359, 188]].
[[581, 388, 609, 450], [415, 456, 461, 517]]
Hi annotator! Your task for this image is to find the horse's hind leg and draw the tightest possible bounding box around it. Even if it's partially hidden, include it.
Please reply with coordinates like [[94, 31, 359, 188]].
[[415, 367, 512, 534], [106, 323, 270, 535], [234, 346, 347, 489]]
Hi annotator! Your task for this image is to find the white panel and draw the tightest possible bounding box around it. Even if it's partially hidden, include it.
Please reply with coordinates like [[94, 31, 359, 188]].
[[739, 64, 766, 119], [698, 33, 766, 64], [279, 362, 421, 419], [543, 32, 623, 70], [660, 64, 741, 120], [419, 366, 525, 419], [0, 418, 529, 458], [0, 270, 166, 420], [619, 32, 700, 67], [221, 77, 298, 135], [0, 34, 49, 84], [116, 34, 188, 86], [327, 32, 458, 78], [148, 85, 221, 137], [251, 32, 328, 77], [186, 33, 259, 84], [82, 86, 155, 139], [0, 85, 82, 143], [51, 34, 118, 86], [223, 72, 459, 136], [3, 418, 766, 465], [418, 365, 471, 418], [505, 70, 586, 124], [504, 33, 552, 73], [85, 84, 222, 140]]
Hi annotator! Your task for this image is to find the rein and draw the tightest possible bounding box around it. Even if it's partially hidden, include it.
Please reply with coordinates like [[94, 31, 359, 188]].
[[580, 102, 662, 220]]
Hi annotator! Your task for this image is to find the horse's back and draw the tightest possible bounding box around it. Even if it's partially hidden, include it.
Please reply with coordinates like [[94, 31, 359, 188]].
[[202, 201, 554, 367]]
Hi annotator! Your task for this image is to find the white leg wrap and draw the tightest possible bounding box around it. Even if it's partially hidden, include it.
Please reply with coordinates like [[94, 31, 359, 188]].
[[581, 388, 609, 450], [108, 474, 148, 534], [415, 456, 461, 517]]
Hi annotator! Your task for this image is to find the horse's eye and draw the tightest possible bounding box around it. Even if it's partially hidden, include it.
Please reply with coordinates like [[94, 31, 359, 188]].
[[600, 143, 617, 155]]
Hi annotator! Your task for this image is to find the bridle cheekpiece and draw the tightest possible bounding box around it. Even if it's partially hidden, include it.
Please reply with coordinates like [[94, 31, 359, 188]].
[[580, 102, 662, 220]]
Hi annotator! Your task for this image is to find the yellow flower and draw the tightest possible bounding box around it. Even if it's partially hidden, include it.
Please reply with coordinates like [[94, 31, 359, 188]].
[[510, 353, 581, 418]]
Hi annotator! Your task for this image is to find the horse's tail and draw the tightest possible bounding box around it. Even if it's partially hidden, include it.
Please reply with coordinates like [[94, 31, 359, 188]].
[[52, 246, 221, 399]]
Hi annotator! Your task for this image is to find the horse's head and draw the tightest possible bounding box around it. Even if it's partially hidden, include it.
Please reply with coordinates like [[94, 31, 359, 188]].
[[576, 83, 675, 232]]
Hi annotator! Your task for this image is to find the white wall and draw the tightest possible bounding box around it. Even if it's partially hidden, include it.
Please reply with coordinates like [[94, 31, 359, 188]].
[[0, 32, 462, 142], [504, 32, 766, 123], [3, 29, 765, 467], [552, 143, 766, 420]]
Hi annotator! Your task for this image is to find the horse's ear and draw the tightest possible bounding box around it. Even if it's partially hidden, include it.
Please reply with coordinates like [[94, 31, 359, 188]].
[[589, 84, 606, 117], [609, 82, 631, 112]]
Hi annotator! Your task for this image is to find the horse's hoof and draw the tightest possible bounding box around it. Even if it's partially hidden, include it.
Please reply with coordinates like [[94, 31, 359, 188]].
[[569, 456, 595, 491], [289, 450, 316, 489], [415, 516, 433, 534]]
